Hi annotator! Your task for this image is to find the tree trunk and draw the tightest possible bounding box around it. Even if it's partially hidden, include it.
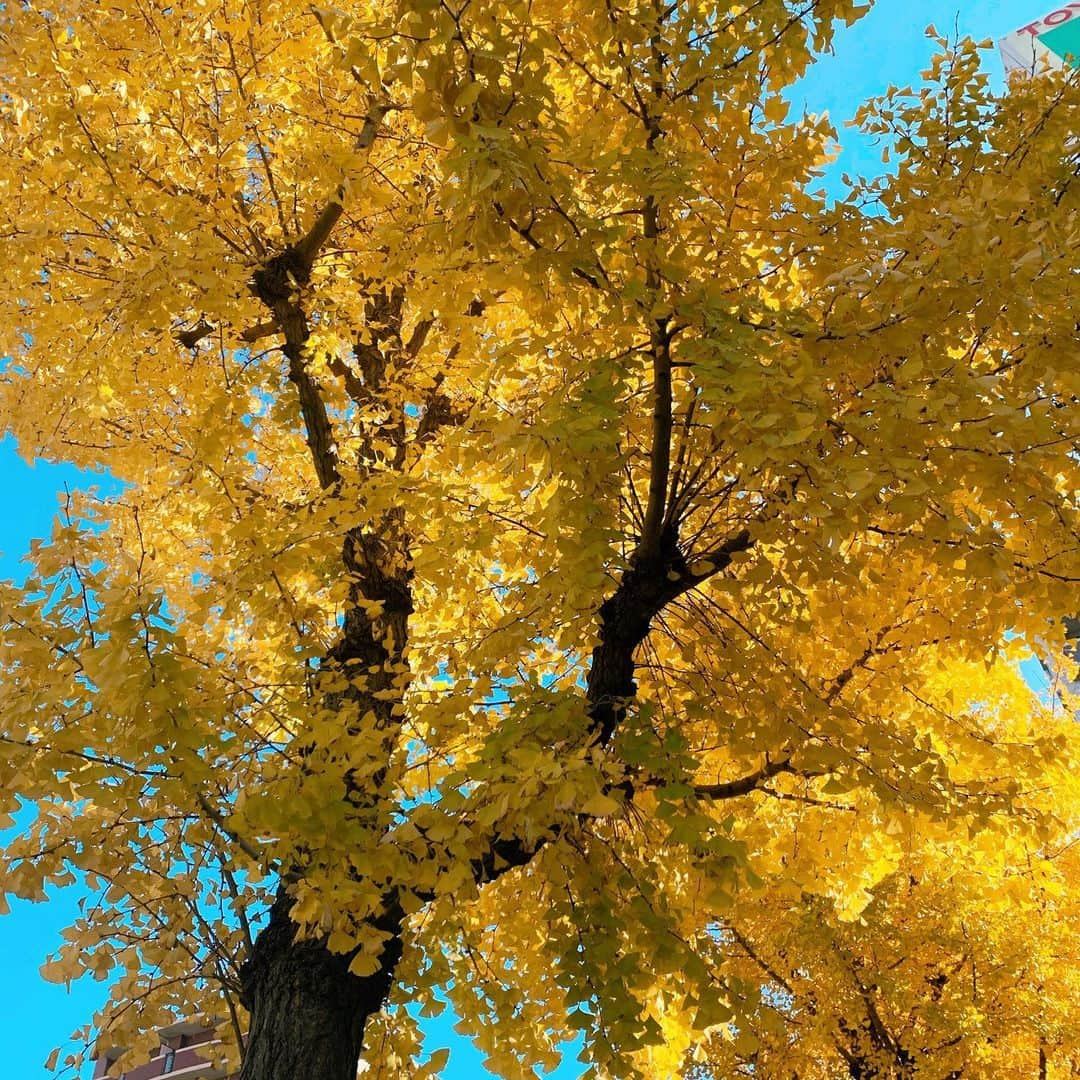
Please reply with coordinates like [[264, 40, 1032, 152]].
[[238, 891, 403, 1080]]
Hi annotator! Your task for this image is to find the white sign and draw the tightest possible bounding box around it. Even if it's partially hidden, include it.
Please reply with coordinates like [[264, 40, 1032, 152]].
[[999, 4, 1080, 74]]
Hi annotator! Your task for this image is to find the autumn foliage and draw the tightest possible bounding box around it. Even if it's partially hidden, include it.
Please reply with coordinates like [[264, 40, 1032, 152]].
[[0, 1, 1078, 1077]]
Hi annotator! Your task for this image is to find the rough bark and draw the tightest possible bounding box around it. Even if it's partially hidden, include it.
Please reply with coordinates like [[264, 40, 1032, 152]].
[[238, 891, 404, 1080], [587, 526, 753, 744]]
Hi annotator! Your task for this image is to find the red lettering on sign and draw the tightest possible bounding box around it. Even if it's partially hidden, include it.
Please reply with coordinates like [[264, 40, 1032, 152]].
[[1045, 9, 1071, 25], [1017, 19, 1042, 34]]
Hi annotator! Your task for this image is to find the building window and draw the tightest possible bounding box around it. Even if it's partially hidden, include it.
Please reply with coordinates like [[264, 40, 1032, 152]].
[[162, 1049, 176, 1074]]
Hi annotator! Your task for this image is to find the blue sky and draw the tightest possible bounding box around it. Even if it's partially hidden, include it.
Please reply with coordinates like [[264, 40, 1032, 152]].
[[0, 2, 1058, 1076]]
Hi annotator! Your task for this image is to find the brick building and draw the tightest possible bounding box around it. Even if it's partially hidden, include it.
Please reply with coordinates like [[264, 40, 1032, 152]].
[[92, 1021, 231, 1080]]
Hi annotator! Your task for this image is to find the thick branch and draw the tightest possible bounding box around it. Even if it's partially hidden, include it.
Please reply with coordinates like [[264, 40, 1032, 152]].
[[245, 102, 391, 489], [691, 757, 795, 800], [455, 527, 757, 890], [587, 528, 752, 745], [293, 101, 390, 265], [178, 103, 388, 355], [175, 318, 278, 350], [288, 344, 340, 490]]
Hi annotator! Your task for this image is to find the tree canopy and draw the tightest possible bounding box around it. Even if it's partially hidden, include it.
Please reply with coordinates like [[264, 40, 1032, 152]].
[[0, 1, 1078, 1077]]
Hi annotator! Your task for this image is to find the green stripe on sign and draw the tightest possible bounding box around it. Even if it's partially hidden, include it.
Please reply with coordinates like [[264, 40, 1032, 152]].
[[1039, 19, 1080, 68]]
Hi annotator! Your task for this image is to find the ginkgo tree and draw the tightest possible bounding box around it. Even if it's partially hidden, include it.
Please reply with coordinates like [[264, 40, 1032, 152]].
[[0, 1, 1078, 1078]]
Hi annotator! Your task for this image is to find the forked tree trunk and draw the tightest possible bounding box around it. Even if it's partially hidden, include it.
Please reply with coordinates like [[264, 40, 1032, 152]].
[[238, 891, 403, 1080]]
